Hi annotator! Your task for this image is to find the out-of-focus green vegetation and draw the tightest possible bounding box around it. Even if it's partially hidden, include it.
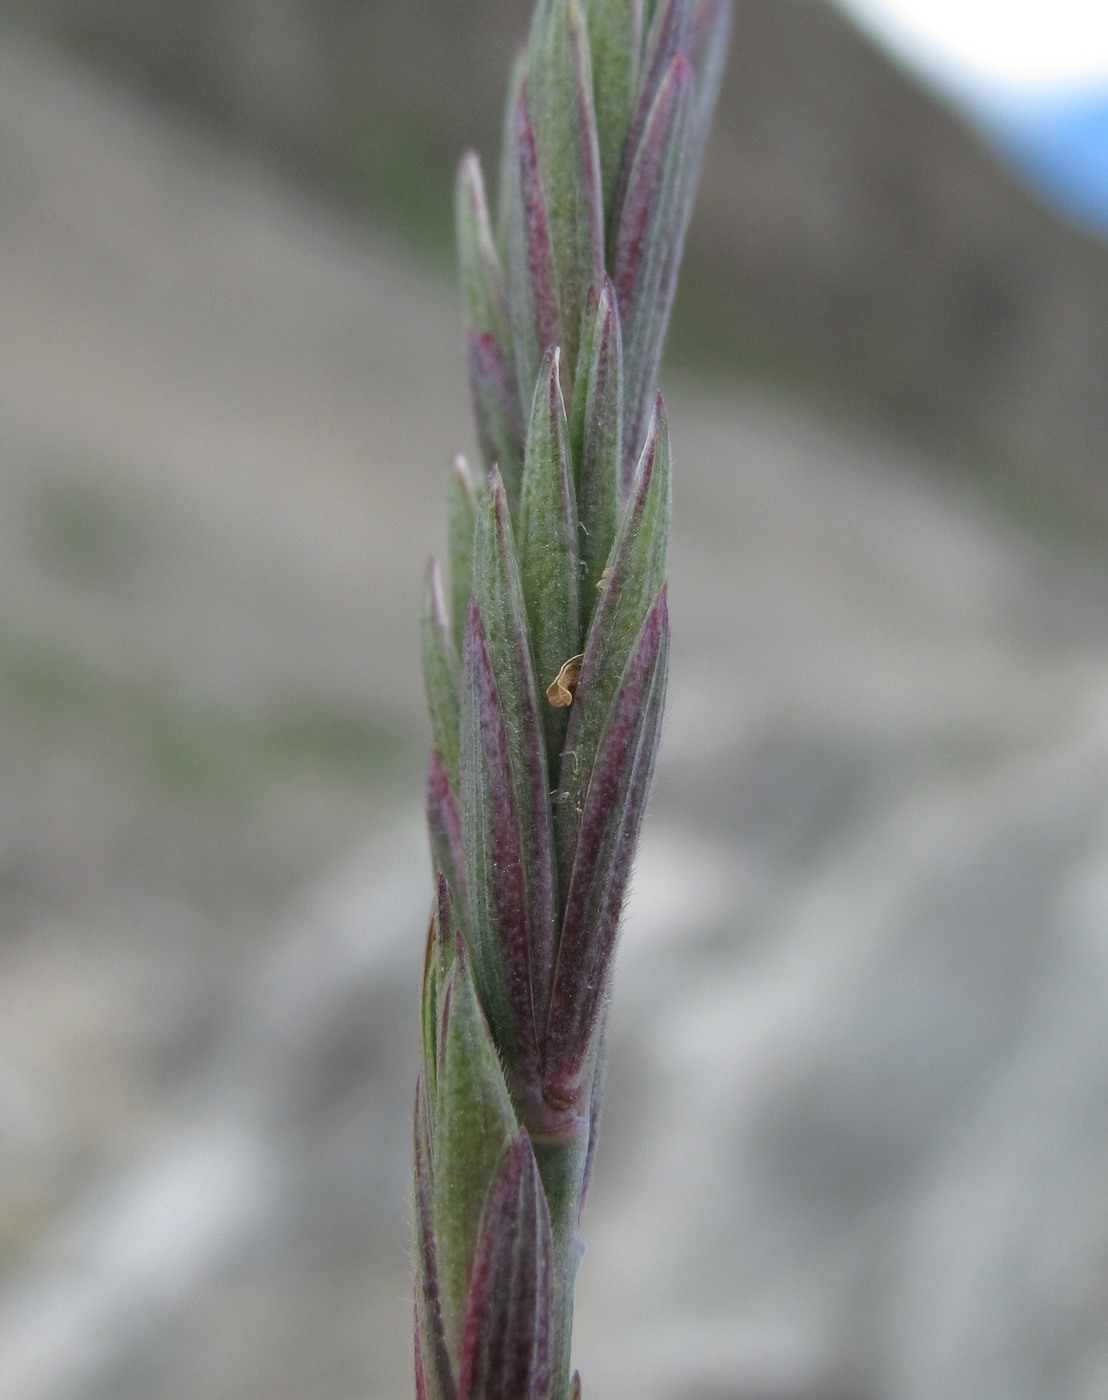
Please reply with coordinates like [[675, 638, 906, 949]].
[[0, 629, 411, 807], [351, 109, 456, 268]]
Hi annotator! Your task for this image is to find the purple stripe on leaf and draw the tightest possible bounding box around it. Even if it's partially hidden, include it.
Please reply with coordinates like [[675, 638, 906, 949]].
[[458, 1132, 553, 1400], [514, 89, 563, 403], [415, 1075, 458, 1400], [555, 399, 669, 883], [638, 0, 692, 127], [614, 48, 693, 310], [608, 0, 690, 254], [466, 330, 525, 503], [427, 749, 467, 927], [613, 54, 692, 473], [461, 601, 540, 1071], [416, 1325, 427, 1400], [432, 940, 520, 1357], [474, 474, 557, 1034], [545, 588, 669, 1095], [524, 0, 604, 391], [689, 0, 732, 119]]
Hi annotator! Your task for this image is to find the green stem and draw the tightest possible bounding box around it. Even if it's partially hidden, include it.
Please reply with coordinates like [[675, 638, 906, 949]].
[[532, 1128, 589, 1400]]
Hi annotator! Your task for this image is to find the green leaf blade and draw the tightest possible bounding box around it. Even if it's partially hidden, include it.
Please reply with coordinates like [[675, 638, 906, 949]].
[[519, 349, 581, 770], [570, 277, 624, 614], [525, 0, 605, 387], [459, 601, 537, 1072], [555, 397, 670, 879], [433, 943, 521, 1358], [472, 476, 557, 1027], [583, 0, 643, 217], [613, 52, 693, 476], [446, 456, 480, 652]]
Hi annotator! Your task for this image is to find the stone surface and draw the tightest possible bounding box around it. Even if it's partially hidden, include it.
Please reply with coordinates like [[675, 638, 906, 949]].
[[3, 36, 1108, 1400], [8, 1, 1108, 516]]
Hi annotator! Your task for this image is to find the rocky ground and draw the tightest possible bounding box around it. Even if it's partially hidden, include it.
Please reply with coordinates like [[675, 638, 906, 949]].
[[2, 35, 1108, 1400]]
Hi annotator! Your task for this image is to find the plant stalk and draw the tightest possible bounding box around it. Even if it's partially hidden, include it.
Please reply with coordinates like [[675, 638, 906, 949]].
[[532, 1129, 589, 1400]]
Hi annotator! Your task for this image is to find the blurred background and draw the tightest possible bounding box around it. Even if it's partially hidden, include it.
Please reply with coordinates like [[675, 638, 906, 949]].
[[3, 2, 1108, 1397]]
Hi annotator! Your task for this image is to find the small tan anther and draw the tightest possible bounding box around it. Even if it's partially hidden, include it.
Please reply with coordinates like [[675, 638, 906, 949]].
[[546, 653, 584, 708]]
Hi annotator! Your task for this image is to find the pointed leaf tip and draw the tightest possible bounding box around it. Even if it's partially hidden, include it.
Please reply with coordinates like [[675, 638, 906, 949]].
[[457, 151, 510, 345], [423, 560, 461, 796]]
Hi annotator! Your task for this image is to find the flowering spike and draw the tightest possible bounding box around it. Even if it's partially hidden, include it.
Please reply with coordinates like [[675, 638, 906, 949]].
[[418, 5, 730, 1394], [458, 1132, 554, 1400], [519, 348, 581, 769]]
